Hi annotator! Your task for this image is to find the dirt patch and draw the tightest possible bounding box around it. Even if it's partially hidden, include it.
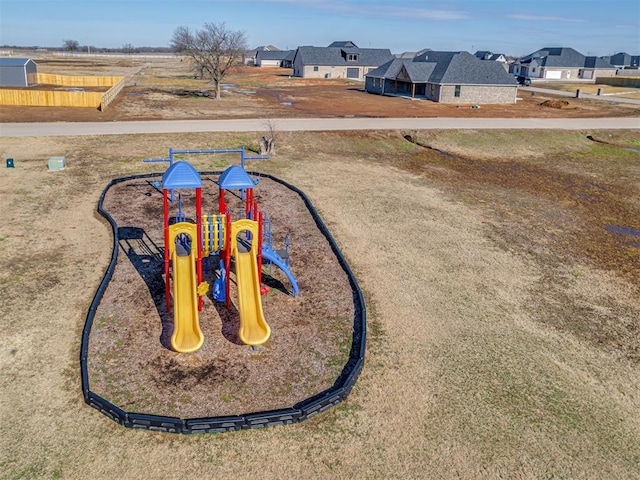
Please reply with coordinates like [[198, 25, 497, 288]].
[[1, 56, 638, 122], [540, 99, 573, 109], [87, 174, 354, 418]]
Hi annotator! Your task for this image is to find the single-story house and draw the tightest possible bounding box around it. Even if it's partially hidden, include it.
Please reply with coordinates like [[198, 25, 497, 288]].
[[244, 45, 279, 65], [601, 52, 640, 69], [256, 50, 295, 68], [0, 57, 38, 87], [510, 47, 617, 80], [292, 41, 394, 79], [365, 50, 518, 104]]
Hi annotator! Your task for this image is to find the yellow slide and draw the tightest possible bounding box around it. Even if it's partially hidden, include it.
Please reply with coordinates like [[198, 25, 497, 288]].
[[234, 247, 271, 346], [169, 223, 204, 353]]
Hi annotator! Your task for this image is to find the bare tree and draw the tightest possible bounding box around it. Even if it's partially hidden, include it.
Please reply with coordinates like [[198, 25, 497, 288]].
[[171, 22, 248, 100], [259, 119, 278, 156], [122, 43, 135, 54], [63, 39, 80, 51]]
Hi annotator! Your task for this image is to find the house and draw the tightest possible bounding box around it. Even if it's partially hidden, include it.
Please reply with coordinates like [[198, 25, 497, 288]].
[[256, 50, 295, 68], [474, 51, 509, 71], [474, 51, 508, 63], [601, 52, 640, 69], [364, 50, 518, 104], [0, 58, 38, 87], [510, 47, 617, 80], [244, 45, 280, 66], [292, 41, 394, 79]]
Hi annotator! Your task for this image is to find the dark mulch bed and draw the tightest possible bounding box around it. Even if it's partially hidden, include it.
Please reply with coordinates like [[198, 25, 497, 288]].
[[87, 173, 354, 418]]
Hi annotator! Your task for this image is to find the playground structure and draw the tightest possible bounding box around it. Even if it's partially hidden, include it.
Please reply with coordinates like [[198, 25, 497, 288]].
[[161, 160, 298, 353]]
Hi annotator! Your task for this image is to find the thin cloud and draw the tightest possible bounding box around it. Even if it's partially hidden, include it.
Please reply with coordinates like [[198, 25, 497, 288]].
[[371, 6, 468, 20], [247, 0, 468, 20], [508, 13, 587, 23]]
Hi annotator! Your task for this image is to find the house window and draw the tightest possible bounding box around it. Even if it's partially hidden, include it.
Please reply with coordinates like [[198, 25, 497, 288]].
[[430, 84, 436, 97], [313, 66, 319, 72], [347, 54, 358, 61], [454, 85, 461, 97]]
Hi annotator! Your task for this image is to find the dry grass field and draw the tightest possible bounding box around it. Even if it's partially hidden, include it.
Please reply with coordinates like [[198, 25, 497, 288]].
[[1, 54, 639, 122], [1, 56, 639, 479]]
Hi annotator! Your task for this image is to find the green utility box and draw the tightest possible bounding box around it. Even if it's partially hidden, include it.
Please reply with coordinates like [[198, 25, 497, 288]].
[[48, 156, 66, 171], [6, 158, 14, 168]]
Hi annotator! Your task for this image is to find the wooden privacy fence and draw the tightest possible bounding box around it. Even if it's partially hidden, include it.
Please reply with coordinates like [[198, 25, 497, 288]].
[[0, 74, 125, 109], [37, 73, 123, 87]]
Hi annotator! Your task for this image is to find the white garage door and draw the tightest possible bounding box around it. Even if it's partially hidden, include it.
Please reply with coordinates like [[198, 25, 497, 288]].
[[545, 70, 562, 79]]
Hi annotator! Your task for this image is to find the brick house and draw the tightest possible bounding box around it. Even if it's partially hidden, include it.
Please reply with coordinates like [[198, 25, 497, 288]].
[[510, 47, 617, 80], [292, 41, 393, 79], [365, 50, 518, 104]]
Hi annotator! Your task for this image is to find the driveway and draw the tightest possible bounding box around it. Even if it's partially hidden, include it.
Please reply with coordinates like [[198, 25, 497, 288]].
[[1, 117, 638, 137]]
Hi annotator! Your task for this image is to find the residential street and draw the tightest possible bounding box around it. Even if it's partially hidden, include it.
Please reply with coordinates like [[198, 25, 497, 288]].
[[1, 116, 638, 137]]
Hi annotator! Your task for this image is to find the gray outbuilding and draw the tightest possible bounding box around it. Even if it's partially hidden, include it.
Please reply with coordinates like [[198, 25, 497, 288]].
[[0, 58, 38, 87]]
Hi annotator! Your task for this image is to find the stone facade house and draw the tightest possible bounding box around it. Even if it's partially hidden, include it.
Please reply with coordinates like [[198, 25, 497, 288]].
[[365, 50, 518, 104], [292, 41, 393, 79], [510, 47, 617, 80]]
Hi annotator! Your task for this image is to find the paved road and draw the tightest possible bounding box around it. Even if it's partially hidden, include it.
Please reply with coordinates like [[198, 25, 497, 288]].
[[1, 117, 638, 137], [520, 86, 640, 105]]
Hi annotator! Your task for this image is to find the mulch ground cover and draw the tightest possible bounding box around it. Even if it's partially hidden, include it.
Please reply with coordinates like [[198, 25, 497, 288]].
[[87, 171, 354, 418]]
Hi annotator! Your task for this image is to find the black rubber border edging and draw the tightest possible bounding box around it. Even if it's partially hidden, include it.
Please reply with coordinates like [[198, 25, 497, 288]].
[[80, 171, 366, 434]]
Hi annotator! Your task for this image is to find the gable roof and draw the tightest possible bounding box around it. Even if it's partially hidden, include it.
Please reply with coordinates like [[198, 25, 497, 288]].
[[0, 57, 36, 67], [257, 50, 294, 61], [367, 51, 517, 86], [294, 45, 394, 67]]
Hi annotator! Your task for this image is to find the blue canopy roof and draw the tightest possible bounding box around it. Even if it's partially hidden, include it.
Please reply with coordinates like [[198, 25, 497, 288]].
[[162, 161, 202, 189], [219, 165, 254, 190]]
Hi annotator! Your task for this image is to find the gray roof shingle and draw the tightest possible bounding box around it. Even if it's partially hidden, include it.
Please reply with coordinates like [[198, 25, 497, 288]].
[[368, 51, 516, 85], [519, 47, 616, 69], [294, 46, 394, 67], [0, 57, 35, 67], [257, 50, 294, 61]]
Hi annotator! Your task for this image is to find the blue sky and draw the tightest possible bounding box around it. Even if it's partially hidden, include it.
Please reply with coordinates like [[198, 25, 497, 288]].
[[0, 0, 638, 56]]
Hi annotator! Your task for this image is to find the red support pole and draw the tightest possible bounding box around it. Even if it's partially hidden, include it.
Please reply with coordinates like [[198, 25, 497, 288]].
[[258, 210, 263, 280], [219, 189, 225, 215], [163, 189, 171, 314], [245, 188, 252, 217], [196, 187, 203, 312]]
